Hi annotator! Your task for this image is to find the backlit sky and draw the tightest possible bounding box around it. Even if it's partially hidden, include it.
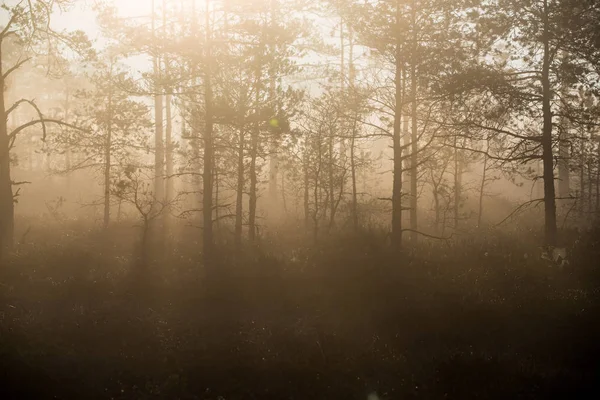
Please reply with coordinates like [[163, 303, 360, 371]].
[[53, 0, 152, 40]]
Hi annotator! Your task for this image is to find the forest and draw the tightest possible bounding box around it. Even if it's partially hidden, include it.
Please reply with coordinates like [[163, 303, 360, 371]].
[[1, 0, 600, 398]]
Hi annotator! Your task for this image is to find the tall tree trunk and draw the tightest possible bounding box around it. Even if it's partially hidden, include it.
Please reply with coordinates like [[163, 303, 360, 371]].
[[214, 160, 220, 231], [328, 127, 335, 231], [0, 61, 14, 254], [558, 54, 570, 199], [64, 88, 72, 190], [248, 125, 258, 242], [249, 63, 260, 243], [478, 145, 489, 228], [596, 142, 600, 213], [391, 0, 403, 249], [313, 139, 322, 244], [541, 0, 558, 247], [165, 95, 173, 209], [189, 0, 202, 213], [453, 137, 464, 230], [349, 25, 358, 232], [579, 128, 586, 219], [267, 0, 280, 218], [153, 0, 165, 210], [164, 0, 174, 223], [235, 126, 245, 250], [402, 67, 410, 226], [433, 187, 440, 232], [103, 63, 114, 229], [203, 0, 214, 265], [338, 15, 347, 213], [409, 3, 418, 244], [350, 127, 358, 231], [587, 160, 592, 216], [304, 150, 310, 230]]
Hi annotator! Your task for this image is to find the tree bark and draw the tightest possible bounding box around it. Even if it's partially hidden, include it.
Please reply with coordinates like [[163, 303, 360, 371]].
[[349, 26, 358, 232], [579, 126, 585, 219], [350, 125, 358, 231], [0, 59, 14, 254], [235, 126, 245, 250], [409, 2, 418, 244], [203, 0, 214, 265], [558, 55, 570, 199], [303, 150, 310, 230], [453, 136, 460, 229], [328, 126, 335, 231], [248, 124, 258, 242], [248, 59, 261, 243], [391, 0, 403, 250], [267, 0, 280, 218], [541, 0, 558, 247], [152, 0, 165, 210], [596, 142, 600, 212], [478, 144, 489, 228], [165, 94, 173, 213], [163, 0, 173, 224], [103, 62, 114, 229]]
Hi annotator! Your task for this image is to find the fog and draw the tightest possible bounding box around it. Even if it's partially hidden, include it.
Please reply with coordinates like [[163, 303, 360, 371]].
[[1, 1, 600, 399]]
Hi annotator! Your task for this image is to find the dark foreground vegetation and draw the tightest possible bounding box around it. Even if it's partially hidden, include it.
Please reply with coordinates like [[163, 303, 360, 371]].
[[1, 221, 600, 400]]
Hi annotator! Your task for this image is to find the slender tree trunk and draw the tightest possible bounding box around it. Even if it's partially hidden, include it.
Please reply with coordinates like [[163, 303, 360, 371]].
[[249, 66, 260, 243], [235, 126, 245, 250], [328, 127, 335, 231], [214, 160, 220, 231], [350, 127, 358, 231], [433, 189, 440, 232], [164, 0, 174, 223], [189, 0, 202, 213], [0, 59, 14, 254], [304, 150, 310, 230], [103, 64, 114, 229], [338, 15, 347, 211], [248, 138, 258, 243], [453, 137, 464, 230], [409, 2, 418, 244], [587, 160, 592, 216], [165, 94, 173, 211], [596, 142, 600, 213], [152, 0, 165, 210], [431, 163, 447, 234], [313, 142, 322, 244], [391, 0, 403, 249], [410, 66, 418, 242], [478, 147, 488, 228], [203, 0, 214, 265], [579, 128, 585, 219], [541, 0, 558, 246], [442, 202, 448, 237], [267, 0, 280, 217], [349, 26, 358, 232], [402, 67, 410, 225], [558, 54, 570, 199]]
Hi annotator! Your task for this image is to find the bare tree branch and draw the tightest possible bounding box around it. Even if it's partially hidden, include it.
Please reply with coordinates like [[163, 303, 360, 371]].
[[2, 57, 32, 80]]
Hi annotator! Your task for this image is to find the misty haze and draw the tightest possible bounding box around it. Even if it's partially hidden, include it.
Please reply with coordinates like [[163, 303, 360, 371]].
[[1, 0, 600, 399]]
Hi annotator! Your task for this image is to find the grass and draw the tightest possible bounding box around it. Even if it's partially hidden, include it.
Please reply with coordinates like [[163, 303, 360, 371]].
[[1, 220, 599, 399]]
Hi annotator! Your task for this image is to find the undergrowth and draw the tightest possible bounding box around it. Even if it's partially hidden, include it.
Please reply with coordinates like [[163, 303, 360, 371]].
[[1, 220, 599, 399]]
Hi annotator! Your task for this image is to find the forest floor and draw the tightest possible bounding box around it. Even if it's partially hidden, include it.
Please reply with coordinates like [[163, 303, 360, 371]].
[[1, 221, 600, 399]]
